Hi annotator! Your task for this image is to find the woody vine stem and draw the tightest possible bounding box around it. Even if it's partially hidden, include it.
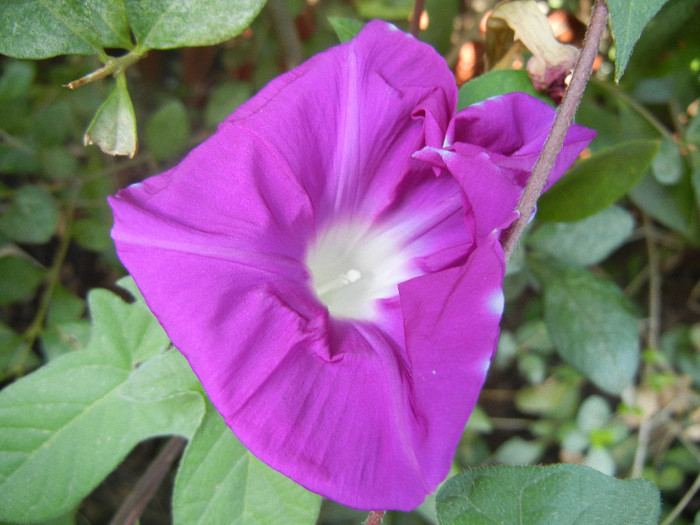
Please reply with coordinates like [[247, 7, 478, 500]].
[[501, 0, 609, 262]]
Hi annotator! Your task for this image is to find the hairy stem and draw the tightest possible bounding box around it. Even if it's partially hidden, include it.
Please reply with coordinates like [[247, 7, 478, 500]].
[[501, 0, 609, 261], [410, 0, 426, 37], [109, 437, 188, 525], [64, 51, 142, 90]]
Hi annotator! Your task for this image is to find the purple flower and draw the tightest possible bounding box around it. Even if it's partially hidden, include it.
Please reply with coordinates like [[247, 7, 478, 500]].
[[109, 21, 594, 511]]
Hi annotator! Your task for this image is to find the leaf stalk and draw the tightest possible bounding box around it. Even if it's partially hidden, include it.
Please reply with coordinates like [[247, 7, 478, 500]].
[[64, 50, 143, 90]]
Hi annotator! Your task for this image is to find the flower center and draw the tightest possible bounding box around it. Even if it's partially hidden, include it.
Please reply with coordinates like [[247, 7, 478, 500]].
[[306, 223, 415, 320]]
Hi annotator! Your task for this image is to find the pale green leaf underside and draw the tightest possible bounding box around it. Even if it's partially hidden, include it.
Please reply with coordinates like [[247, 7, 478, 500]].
[[0, 0, 267, 59], [0, 0, 103, 58], [528, 205, 635, 268], [436, 464, 660, 525], [128, 0, 267, 51], [173, 402, 322, 525], [542, 266, 639, 394], [0, 280, 205, 522]]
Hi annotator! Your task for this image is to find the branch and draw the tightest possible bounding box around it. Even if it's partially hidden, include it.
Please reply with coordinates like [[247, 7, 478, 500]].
[[64, 51, 142, 90], [410, 0, 426, 37], [660, 472, 700, 525], [501, 0, 609, 261], [109, 437, 187, 525], [10, 184, 79, 377]]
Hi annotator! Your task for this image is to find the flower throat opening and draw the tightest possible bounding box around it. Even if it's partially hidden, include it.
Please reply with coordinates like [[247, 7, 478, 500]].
[[306, 223, 416, 320]]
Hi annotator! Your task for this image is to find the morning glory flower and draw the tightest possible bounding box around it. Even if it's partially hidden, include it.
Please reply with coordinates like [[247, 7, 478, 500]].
[[109, 21, 594, 511]]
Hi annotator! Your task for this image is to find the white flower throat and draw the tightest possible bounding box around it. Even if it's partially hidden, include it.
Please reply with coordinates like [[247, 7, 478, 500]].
[[306, 223, 416, 320]]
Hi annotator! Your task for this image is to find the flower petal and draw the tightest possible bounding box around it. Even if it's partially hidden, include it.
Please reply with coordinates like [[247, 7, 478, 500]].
[[110, 20, 594, 513], [398, 238, 506, 486], [226, 20, 457, 225], [447, 93, 596, 191], [109, 21, 471, 511], [416, 93, 596, 240]]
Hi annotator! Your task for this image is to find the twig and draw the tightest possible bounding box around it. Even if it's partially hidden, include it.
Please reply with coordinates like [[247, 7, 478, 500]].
[[632, 392, 688, 478], [109, 437, 188, 525], [266, 0, 304, 70], [64, 51, 142, 89], [501, 0, 608, 262], [364, 510, 385, 525], [410, 0, 426, 37], [631, 215, 664, 477], [643, 214, 662, 350], [660, 472, 700, 525], [631, 419, 652, 479], [10, 184, 79, 376]]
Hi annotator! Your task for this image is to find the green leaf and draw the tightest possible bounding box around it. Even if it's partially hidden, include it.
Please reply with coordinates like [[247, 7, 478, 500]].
[[515, 375, 580, 420], [204, 82, 252, 128], [436, 464, 660, 525], [145, 99, 191, 161], [121, 347, 202, 402], [127, 0, 267, 51], [84, 73, 137, 157], [0, 185, 59, 243], [651, 136, 684, 185], [0, 280, 205, 522], [583, 447, 616, 476], [628, 171, 698, 239], [457, 70, 542, 110], [31, 100, 74, 147], [72, 217, 114, 251], [85, 0, 133, 49], [528, 205, 635, 267], [540, 265, 640, 394], [493, 437, 545, 466], [686, 111, 700, 210], [0, 61, 36, 102], [173, 401, 322, 525], [356, 0, 413, 20], [577, 395, 612, 433], [328, 17, 365, 43], [537, 140, 660, 222], [39, 147, 80, 179], [607, 0, 670, 81], [40, 320, 91, 360], [0, 0, 103, 59], [420, 0, 459, 55]]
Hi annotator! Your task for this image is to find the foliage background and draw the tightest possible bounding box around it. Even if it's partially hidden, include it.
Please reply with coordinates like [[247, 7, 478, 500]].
[[0, 0, 699, 523]]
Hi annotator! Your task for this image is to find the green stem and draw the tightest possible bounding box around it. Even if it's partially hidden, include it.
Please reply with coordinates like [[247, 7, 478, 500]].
[[659, 472, 700, 525], [10, 185, 79, 376], [590, 78, 674, 140], [64, 50, 143, 90]]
